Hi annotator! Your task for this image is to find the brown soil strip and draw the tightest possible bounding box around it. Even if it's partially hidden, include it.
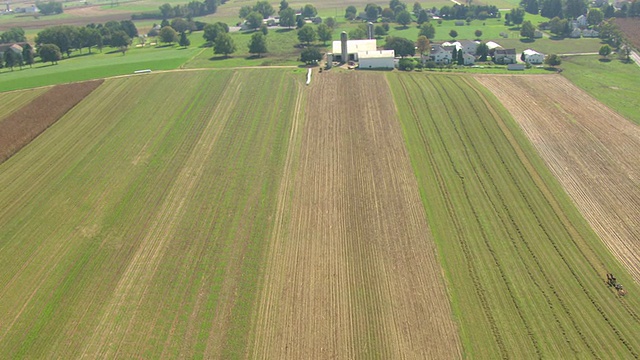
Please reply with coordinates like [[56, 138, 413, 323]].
[[476, 74, 640, 283], [252, 71, 462, 359], [613, 18, 640, 50], [0, 80, 103, 164]]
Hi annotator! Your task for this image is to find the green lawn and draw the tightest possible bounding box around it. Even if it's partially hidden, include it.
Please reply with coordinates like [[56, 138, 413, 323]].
[[561, 54, 640, 124], [388, 72, 640, 359]]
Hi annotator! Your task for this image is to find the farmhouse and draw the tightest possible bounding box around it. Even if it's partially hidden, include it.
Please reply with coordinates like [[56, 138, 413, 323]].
[[0, 43, 25, 59], [358, 50, 395, 69], [462, 53, 475, 65], [430, 44, 453, 64], [441, 40, 478, 54], [522, 49, 544, 64], [493, 48, 517, 64]]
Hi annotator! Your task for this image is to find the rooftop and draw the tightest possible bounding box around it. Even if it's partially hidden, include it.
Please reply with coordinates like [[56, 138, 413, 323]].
[[358, 50, 395, 59], [332, 39, 377, 54]]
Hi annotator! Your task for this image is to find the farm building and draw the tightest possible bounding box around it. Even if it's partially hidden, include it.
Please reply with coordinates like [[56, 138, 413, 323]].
[[485, 41, 503, 50], [331, 37, 377, 63], [441, 40, 478, 54], [493, 48, 517, 64], [430, 45, 453, 64], [522, 49, 544, 64], [358, 50, 395, 69], [0, 43, 25, 59]]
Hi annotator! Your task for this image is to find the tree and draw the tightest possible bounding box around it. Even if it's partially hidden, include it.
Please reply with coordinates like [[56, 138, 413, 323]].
[[419, 22, 435, 39], [260, 24, 269, 35], [476, 42, 489, 60], [214, 32, 236, 57], [345, 5, 357, 20], [587, 8, 603, 26], [390, 0, 406, 12], [474, 29, 483, 39], [248, 32, 267, 56], [457, 48, 463, 64], [296, 16, 305, 29], [300, 47, 322, 64], [523, 0, 539, 14], [545, 53, 561, 66], [36, 1, 63, 15], [317, 23, 333, 44], [564, 0, 587, 19], [384, 36, 415, 57], [279, 8, 296, 28], [381, 7, 395, 20], [171, 18, 190, 34], [540, 0, 562, 18], [0, 27, 27, 43], [38, 44, 62, 64], [365, 3, 380, 21], [325, 17, 336, 29], [160, 3, 174, 18], [239, 5, 253, 18], [399, 57, 416, 70], [413, 2, 422, 15], [254, 1, 275, 18], [520, 20, 535, 38], [159, 26, 179, 44], [279, 0, 288, 11], [111, 30, 131, 50], [179, 32, 191, 47], [203, 23, 227, 43], [417, 9, 430, 23], [22, 43, 35, 68], [297, 24, 316, 44], [349, 27, 367, 39], [599, 44, 611, 58], [302, 4, 317, 18], [246, 11, 264, 30], [416, 35, 430, 54], [509, 8, 525, 26], [120, 20, 138, 38], [549, 16, 569, 36], [4, 50, 18, 70], [449, 29, 458, 39], [374, 24, 388, 37], [396, 10, 412, 27]]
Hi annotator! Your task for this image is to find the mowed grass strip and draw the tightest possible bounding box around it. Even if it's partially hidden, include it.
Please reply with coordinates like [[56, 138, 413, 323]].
[[388, 72, 640, 359], [0, 69, 297, 358], [0, 80, 103, 163]]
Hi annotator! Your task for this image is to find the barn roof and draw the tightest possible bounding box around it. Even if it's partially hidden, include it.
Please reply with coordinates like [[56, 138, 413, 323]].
[[358, 50, 395, 59], [332, 39, 377, 54]]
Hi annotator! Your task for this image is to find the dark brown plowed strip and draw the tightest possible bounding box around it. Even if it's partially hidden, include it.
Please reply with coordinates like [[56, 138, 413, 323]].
[[0, 80, 103, 164]]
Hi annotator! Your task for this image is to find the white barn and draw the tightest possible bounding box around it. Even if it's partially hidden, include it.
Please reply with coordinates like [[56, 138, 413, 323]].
[[331, 39, 377, 62], [522, 49, 544, 64], [358, 50, 395, 69]]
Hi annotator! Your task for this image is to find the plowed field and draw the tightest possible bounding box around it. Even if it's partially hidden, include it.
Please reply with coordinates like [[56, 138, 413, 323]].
[[252, 72, 462, 359], [0, 81, 102, 163], [476, 74, 640, 283]]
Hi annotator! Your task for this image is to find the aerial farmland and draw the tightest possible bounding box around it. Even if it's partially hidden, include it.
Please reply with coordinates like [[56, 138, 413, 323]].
[[1, 0, 640, 357]]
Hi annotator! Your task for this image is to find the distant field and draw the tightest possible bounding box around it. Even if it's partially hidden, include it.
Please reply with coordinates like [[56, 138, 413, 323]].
[[561, 55, 640, 125], [389, 72, 640, 359]]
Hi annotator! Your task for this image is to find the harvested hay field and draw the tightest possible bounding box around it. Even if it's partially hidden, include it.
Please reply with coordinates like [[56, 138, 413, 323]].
[[0, 88, 47, 123], [390, 72, 640, 359], [476, 74, 640, 283], [0, 80, 102, 163], [252, 72, 462, 359]]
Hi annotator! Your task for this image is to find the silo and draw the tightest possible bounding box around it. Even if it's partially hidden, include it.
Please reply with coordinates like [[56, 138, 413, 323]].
[[340, 31, 348, 63], [326, 53, 333, 68], [367, 22, 374, 39]]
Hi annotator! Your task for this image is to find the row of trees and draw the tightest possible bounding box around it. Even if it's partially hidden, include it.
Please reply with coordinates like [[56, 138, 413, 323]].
[[346, 1, 499, 24], [158, 0, 221, 20], [0, 28, 27, 44], [35, 20, 138, 58], [521, 0, 640, 19]]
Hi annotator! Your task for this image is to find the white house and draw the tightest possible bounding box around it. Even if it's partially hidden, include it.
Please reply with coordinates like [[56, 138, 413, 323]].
[[430, 44, 453, 64], [442, 40, 478, 54], [569, 28, 582, 38], [462, 53, 475, 65], [576, 14, 587, 28], [358, 50, 395, 69], [522, 49, 544, 64], [493, 48, 517, 64], [485, 41, 502, 51]]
